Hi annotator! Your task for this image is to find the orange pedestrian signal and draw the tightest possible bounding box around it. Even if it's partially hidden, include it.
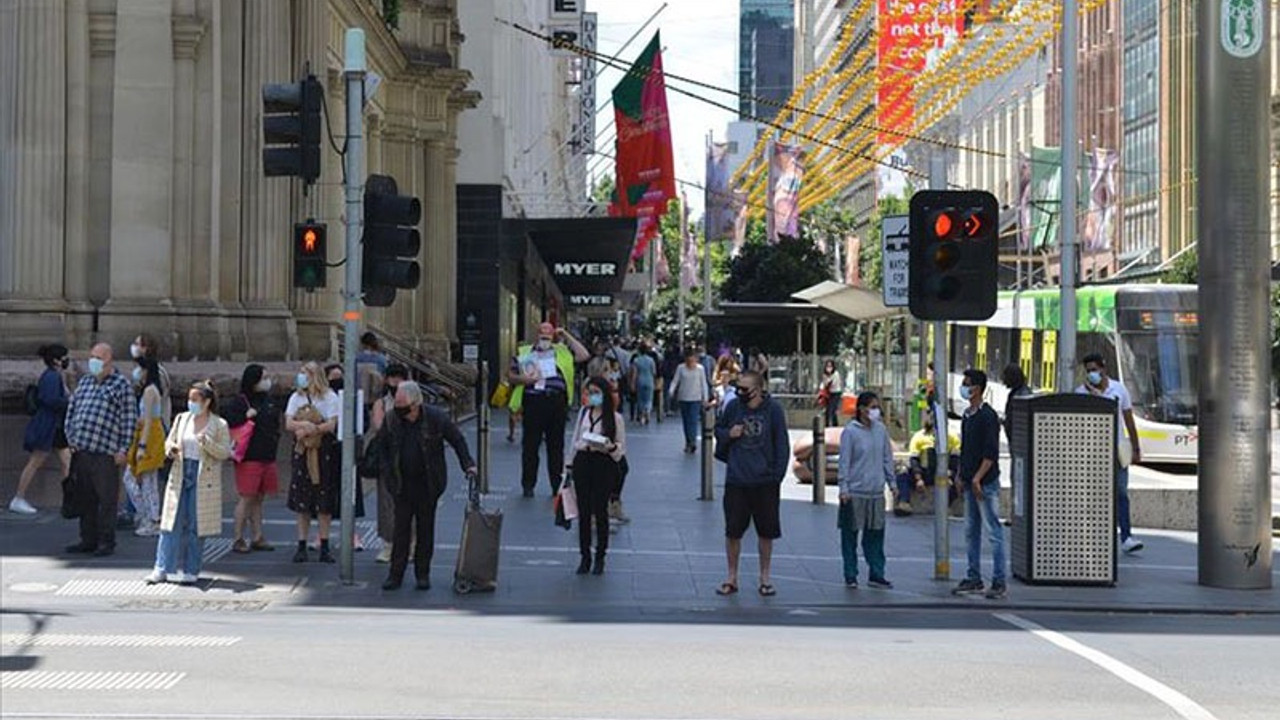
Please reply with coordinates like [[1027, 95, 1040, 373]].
[[293, 221, 327, 290]]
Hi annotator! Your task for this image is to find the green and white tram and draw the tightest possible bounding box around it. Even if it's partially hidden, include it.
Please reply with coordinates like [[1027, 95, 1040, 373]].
[[937, 284, 1199, 464]]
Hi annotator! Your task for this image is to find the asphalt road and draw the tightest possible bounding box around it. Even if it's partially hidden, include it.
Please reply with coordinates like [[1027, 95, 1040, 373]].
[[2, 603, 1277, 720]]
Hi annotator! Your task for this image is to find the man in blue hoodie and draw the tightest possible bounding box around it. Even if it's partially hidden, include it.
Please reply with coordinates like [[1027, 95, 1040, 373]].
[[837, 391, 896, 589], [713, 371, 790, 597]]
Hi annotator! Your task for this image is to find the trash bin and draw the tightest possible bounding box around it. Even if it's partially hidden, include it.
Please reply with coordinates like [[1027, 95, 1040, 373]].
[[1008, 393, 1117, 586]]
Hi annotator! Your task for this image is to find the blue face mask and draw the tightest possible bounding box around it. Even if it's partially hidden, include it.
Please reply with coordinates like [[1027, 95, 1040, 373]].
[[132, 367, 144, 384], [1087, 370, 1103, 386], [587, 393, 604, 407], [187, 400, 204, 416], [960, 385, 973, 401], [296, 373, 309, 390], [87, 358, 105, 377]]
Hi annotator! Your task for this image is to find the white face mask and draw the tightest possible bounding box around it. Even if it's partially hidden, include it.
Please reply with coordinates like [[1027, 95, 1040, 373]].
[[868, 408, 882, 423], [130, 343, 143, 359], [256, 378, 272, 392], [536, 339, 552, 351]]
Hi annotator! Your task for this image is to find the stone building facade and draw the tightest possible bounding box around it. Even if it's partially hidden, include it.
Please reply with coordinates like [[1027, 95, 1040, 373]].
[[0, 0, 476, 362]]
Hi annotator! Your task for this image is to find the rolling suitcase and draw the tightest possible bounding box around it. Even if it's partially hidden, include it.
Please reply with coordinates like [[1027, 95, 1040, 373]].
[[453, 472, 502, 594]]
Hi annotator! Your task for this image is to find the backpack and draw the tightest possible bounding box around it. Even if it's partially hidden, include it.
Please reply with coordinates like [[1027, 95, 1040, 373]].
[[23, 384, 40, 416]]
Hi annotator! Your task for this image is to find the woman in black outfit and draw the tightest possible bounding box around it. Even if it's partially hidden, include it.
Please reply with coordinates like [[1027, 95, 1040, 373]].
[[569, 377, 627, 575], [222, 365, 283, 553]]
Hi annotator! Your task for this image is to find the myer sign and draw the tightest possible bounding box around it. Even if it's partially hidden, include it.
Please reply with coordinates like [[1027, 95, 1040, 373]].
[[567, 294, 613, 307], [554, 262, 618, 276]]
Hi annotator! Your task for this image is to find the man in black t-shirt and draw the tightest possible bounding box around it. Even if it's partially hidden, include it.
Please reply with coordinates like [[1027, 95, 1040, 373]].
[[953, 369, 1007, 600]]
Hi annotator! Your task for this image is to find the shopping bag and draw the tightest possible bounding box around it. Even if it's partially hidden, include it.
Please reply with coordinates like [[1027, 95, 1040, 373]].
[[489, 381, 512, 408], [558, 472, 579, 522], [60, 467, 95, 520], [229, 419, 256, 463]]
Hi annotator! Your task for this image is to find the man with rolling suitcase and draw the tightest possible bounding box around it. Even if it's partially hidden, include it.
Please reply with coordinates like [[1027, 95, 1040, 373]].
[[368, 381, 476, 591]]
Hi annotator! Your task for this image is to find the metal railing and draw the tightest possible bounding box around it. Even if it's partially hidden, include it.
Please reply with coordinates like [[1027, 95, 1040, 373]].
[[336, 324, 476, 421]]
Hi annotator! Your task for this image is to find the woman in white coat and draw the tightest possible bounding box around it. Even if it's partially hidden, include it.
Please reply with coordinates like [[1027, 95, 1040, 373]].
[[145, 382, 231, 585]]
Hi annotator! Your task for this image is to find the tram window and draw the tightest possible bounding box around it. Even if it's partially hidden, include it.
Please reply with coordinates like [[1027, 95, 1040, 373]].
[[986, 328, 1013, 378], [1077, 333, 1118, 375], [952, 326, 976, 373]]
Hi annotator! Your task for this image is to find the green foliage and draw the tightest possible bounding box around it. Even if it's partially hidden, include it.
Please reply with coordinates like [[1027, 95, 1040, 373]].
[[591, 175, 615, 205], [638, 285, 706, 349], [721, 235, 832, 303], [1163, 247, 1198, 284], [381, 0, 401, 30]]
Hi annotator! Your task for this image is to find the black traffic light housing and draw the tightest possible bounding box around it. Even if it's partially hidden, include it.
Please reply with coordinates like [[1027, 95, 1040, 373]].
[[262, 73, 322, 185], [362, 174, 421, 308], [908, 189, 999, 321], [293, 221, 327, 291]]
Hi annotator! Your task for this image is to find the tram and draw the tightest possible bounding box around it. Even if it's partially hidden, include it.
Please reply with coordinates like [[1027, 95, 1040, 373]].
[[939, 284, 1199, 464]]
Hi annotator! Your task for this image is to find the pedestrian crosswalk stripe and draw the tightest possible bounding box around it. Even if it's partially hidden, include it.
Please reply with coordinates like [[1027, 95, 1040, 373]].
[[0, 671, 185, 690], [202, 537, 234, 564], [1, 634, 241, 648], [54, 580, 177, 597]]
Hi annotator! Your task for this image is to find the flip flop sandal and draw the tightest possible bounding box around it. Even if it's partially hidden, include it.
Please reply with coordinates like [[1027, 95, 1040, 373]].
[[715, 582, 739, 596], [758, 583, 777, 597], [231, 540, 251, 554]]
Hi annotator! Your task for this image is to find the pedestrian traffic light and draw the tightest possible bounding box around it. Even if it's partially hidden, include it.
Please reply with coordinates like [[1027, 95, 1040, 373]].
[[262, 74, 322, 185], [362, 174, 421, 308], [908, 189, 999, 321], [293, 221, 327, 290]]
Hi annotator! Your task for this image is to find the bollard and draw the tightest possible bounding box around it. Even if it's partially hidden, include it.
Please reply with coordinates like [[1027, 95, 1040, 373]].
[[700, 405, 715, 501], [477, 361, 490, 495], [812, 413, 826, 505]]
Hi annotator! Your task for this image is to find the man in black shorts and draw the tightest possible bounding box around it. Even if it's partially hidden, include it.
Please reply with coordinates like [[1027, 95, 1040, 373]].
[[713, 370, 790, 596]]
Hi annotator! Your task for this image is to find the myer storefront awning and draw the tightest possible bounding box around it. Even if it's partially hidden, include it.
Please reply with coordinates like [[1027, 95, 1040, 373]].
[[520, 217, 638, 310], [791, 280, 906, 322]]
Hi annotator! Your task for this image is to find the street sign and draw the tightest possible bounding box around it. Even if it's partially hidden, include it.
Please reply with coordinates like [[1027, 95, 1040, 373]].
[[881, 214, 910, 307], [463, 344, 479, 362]]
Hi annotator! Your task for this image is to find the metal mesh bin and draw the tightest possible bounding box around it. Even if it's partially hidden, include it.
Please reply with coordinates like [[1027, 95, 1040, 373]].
[[1008, 394, 1117, 585]]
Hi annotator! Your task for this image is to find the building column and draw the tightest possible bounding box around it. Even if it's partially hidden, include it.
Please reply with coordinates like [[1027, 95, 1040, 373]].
[[238, 0, 296, 358], [105, 0, 174, 307], [0, 0, 68, 318], [422, 137, 451, 354], [64, 0, 92, 317]]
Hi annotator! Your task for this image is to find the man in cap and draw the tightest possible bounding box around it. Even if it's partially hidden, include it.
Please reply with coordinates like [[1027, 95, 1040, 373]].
[[508, 321, 590, 497]]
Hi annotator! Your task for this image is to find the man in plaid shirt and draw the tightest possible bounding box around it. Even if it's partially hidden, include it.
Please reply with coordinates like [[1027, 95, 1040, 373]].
[[64, 343, 137, 556]]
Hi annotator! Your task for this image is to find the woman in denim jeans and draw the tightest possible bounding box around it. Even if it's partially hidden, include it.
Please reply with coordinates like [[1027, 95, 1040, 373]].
[[145, 382, 231, 585]]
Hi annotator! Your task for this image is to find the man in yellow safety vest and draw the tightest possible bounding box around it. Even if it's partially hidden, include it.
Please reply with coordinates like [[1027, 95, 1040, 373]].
[[508, 321, 590, 498]]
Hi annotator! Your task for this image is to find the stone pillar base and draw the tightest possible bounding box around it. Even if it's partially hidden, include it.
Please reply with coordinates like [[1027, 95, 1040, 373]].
[[294, 315, 338, 362], [0, 299, 73, 356]]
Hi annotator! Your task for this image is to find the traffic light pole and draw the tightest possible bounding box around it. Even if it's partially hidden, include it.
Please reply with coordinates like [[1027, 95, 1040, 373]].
[[928, 154, 949, 582], [338, 29, 366, 585], [1056, 0, 1079, 390]]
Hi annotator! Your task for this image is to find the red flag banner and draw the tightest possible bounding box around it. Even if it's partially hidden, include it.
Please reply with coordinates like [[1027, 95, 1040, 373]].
[[876, 1, 964, 147], [612, 33, 676, 260]]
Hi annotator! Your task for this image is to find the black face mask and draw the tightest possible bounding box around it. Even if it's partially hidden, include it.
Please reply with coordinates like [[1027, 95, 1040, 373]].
[[58, 358, 69, 370], [329, 379, 344, 391], [394, 406, 413, 420], [384, 384, 396, 397]]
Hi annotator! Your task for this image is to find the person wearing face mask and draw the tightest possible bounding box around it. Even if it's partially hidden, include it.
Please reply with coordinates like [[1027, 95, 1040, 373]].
[[122, 357, 166, 537], [221, 365, 282, 554], [568, 377, 627, 575], [144, 382, 231, 585], [836, 391, 896, 589], [1076, 353, 1144, 554], [124, 334, 172, 531], [63, 343, 137, 556], [284, 362, 341, 563], [507, 321, 590, 498], [895, 412, 960, 516], [369, 363, 409, 563], [953, 369, 1007, 600], [367, 381, 476, 590], [12, 345, 72, 515], [323, 363, 366, 550]]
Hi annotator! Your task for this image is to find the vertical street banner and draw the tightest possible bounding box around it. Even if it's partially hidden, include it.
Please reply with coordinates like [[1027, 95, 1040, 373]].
[[578, 12, 598, 155], [612, 32, 676, 260], [876, 1, 964, 147], [766, 142, 804, 243], [704, 142, 735, 240], [845, 235, 862, 285], [681, 228, 699, 289], [1082, 148, 1119, 252], [1019, 146, 1063, 251]]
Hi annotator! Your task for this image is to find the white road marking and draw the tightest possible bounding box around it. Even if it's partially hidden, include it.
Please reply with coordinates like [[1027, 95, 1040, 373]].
[[202, 538, 234, 564], [54, 580, 177, 597], [0, 671, 185, 691], [1, 634, 241, 648], [995, 612, 1220, 720]]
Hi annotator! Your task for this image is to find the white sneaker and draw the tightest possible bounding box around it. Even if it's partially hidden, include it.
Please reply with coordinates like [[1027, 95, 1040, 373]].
[[143, 569, 167, 585], [375, 545, 392, 563], [8, 497, 37, 515], [171, 572, 198, 585], [134, 522, 159, 537], [1121, 537, 1145, 553]]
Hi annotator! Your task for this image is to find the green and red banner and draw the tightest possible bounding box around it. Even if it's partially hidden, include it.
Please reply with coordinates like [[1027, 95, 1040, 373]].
[[610, 33, 676, 260]]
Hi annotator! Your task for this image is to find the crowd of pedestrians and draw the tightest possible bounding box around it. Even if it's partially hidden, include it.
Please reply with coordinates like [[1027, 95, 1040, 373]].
[[8, 328, 1146, 599]]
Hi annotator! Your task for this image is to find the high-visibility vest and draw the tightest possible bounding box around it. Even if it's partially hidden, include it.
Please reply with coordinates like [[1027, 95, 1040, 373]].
[[508, 343, 575, 414]]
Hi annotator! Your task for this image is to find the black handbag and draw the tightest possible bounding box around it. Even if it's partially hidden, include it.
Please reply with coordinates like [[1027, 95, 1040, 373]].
[[60, 469, 94, 520], [357, 436, 381, 479]]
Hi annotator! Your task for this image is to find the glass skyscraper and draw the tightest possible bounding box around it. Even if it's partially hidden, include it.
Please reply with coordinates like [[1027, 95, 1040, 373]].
[[738, 0, 794, 121]]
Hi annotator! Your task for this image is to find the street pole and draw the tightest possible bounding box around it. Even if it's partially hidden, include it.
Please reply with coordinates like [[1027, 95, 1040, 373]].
[[1196, 0, 1272, 589], [703, 133, 713, 314], [1056, 0, 1079, 390], [477, 361, 491, 495], [678, 192, 688, 354], [929, 152, 949, 581], [338, 28, 365, 584]]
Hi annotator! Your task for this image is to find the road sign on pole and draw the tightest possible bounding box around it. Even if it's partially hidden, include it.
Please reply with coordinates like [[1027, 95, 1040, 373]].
[[881, 214, 909, 308]]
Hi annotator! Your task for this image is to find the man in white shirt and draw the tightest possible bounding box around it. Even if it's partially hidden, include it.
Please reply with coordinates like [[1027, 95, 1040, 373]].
[[1076, 353, 1144, 553]]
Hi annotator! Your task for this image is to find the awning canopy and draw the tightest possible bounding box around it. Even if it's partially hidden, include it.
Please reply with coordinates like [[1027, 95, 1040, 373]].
[[511, 217, 638, 298], [791, 280, 906, 322], [700, 302, 845, 326]]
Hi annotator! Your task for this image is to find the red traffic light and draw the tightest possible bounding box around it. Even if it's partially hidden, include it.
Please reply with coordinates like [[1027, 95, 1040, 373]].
[[932, 211, 957, 239], [962, 212, 983, 237], [302, 227, 319, 253]]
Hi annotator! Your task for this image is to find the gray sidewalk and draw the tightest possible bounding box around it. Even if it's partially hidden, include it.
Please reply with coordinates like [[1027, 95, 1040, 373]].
[[2, 409, 1277, 616]]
